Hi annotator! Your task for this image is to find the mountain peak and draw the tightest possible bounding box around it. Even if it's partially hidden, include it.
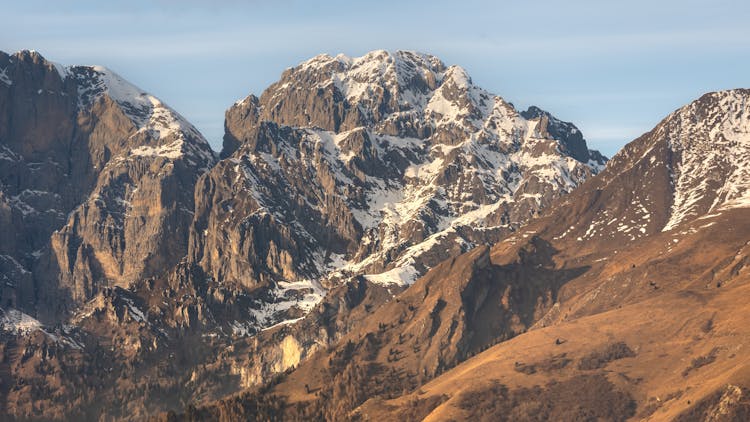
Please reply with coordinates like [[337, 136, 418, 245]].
[[299, 49, 446, 72], [70, 65, 209, 149], [12, 49, 46, 61], [209, 49, 609, 330], [520, 105, 602, 164], [547, 87, 750, 246], [0, 50, 217, 320], [1, 49, 68, 84], [660, 88, 750, 229], [44, 64, 215, 165]]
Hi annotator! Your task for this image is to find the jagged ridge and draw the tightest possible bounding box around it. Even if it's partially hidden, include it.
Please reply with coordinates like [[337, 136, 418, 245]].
[[196, 49, 606, 331]]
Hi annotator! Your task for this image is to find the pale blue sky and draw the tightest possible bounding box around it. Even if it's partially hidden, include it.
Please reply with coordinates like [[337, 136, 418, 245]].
[[3, 0, 749, 156]]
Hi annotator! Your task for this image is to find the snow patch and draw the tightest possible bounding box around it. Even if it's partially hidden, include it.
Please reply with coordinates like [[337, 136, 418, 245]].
[[0, 66, 11, 86], [131, 140, 184, 159], [122, 297, 147, 323], [663, 90, 750, 230], [0, 308, 42, 334], [244, 279, 326, 334], [364, 265, 420, 286], [51, 61, 69, 79]]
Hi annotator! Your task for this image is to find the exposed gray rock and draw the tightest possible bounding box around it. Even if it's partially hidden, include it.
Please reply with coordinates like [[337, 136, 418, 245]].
[[0, 50, 215, 318], [191, 50, 606, 330], [0, 49, 614, 421]]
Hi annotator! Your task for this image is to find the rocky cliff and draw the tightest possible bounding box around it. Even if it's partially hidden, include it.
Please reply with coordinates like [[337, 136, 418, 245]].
[[0, 49, 616, 421], [0, 50, 215, 318], [177, 89, 750, 421], [189, 50, 605, 332]]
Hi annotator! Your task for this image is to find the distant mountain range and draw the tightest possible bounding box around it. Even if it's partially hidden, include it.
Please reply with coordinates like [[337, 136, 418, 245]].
[[0, 49, 748, 421]]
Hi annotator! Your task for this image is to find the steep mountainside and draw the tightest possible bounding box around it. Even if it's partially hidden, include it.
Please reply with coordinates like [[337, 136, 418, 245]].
[[0, 50, 215, 318], [0, 50, 216, 419], [190, 50, 605, 332], [3, 49, 746, 422], [0, 50, 608, 421], [176, 90, 750, 421]]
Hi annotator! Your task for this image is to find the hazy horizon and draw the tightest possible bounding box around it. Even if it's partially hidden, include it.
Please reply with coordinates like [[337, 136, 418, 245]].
[[3, 0, 748, 156]]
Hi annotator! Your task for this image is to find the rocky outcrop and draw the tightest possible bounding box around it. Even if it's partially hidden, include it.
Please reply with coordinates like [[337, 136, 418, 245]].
[[0, 50, 215, 318], [520, 105, 605, 164], [189, 50, 606, 331]]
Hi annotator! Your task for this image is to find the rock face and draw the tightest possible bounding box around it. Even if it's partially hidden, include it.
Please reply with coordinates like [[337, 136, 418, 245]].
[[530, 89, 750, 250], [10, 50, 748, 422], [176, 89, 750, 421], [0, 49, 613, 421], [0, 50, 215, 318], [0, 50, 79, 311], [191, 50, 605, 330]]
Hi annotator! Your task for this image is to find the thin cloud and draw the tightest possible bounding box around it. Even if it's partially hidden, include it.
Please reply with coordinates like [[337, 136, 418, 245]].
[[441, 27, 750, 58]]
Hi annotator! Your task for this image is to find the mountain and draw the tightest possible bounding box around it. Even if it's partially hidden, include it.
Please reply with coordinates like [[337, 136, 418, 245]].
[[0, 49, 608, 420], [0, 50, 215, 319], [9, 49, 747, 422], [150, 49, 607, 392], [190, 49, 605, 331], [173, 90, 750, 421], [0, 50, 215, 419]]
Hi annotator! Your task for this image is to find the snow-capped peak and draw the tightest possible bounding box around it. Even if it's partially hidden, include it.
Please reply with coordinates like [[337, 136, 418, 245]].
[[67, 65, 215, 163], [660, 89, 750, 230], [222, 50, 606, 297], [71, 66, 198, 137], [442, 65, 472, 89], [291, 50, 448, 111]]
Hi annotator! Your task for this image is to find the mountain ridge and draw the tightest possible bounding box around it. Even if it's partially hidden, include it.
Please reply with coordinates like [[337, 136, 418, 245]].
[[1, 49, 748, 421], [168, 87, 750, 421], [0, 49, 215, 318], [202, 49, 607, 331], [0, 49, 611, 420]]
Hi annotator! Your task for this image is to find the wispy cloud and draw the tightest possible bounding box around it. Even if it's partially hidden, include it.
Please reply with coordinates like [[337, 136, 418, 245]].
[[440, 27, 750, 59]]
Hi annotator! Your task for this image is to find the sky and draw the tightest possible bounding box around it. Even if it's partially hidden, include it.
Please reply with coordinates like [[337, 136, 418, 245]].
[[2, 0, 749, 156]]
